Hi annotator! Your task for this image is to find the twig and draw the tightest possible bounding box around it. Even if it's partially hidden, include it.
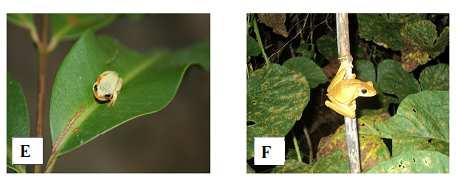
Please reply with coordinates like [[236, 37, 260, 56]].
[[268, 14, 309, 60], [34, 14, 50, 173], [336, 13, 361, 173]]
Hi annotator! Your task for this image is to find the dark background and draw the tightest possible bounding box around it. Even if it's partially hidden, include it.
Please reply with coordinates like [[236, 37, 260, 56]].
[[7, 14, 210, 172]]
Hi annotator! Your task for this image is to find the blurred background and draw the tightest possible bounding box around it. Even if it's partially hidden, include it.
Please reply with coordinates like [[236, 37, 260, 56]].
[[7, 14, 210, 172]]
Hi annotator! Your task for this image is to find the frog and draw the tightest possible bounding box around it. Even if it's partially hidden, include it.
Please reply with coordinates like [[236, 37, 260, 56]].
[[92, 70, 123, 106], [325, 58, 376, 118]]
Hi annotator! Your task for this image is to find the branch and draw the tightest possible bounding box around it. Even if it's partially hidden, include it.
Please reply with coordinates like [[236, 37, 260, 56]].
[[34, 14, 50, 173], [336, 13, 361, 173]]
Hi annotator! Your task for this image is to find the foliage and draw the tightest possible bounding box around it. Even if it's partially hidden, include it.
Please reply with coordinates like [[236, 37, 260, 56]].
[[247, 63, 310, 158], [50, 31, 209, 156], [358, 14, 448, 71], [7, 14, 209, 172], [247, 13, 448, 173], [7, 74, 30, 173]]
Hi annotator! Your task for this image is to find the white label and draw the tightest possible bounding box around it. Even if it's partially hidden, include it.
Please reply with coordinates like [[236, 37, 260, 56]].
[[254, 137, 285, 165], [12, 137, 43, 164]]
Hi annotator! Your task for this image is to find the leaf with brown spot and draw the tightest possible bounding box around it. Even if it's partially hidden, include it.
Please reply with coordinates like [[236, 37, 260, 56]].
[[367, 150, 448, 173], [247, 64, 310, 158], [257, 14, 289, 37], [317, 122, 390, 171]]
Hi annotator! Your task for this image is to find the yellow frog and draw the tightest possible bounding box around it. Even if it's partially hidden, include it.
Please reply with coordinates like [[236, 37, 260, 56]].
[[325, 58, 376, 118]]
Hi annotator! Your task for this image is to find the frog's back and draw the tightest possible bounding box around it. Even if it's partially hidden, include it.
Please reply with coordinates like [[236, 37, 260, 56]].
[[327, 79, 363, 103]]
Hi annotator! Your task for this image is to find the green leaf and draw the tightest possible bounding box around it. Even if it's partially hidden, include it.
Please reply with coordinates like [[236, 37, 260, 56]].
[[317, 121, 390, 171], [358, 109, 390, 136], [400, 20, 437, 49], [377, 59, 420, 100], [48, 14, 117, 51], [419, 64, 449, 91], [247, 64, 310, 158], [49, 31, 209, 156], [7, 14, 38, 43], [392, 138, 448, 157], [283, 57, 327, 88], [50, 14, 117, 41], [358, 14, 403, 51], [7, 74, 30, 173], [367, 150, 448, 173], [316, 34, 337, 60], [247, 36, 261, 57], [295, 41, 314, 59], [355, 59, 376, 83], [430, 27, 449, 58], [272, 159, 312, 173], [312, 150, 349, 173], [7, 14, 35, 30], [376, 91, 449, 142]]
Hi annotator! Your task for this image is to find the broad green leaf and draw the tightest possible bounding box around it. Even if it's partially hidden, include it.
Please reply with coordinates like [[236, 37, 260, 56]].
[[376, 91, 448, 142], [367, 150, 448, 173], [247, 64, 310, 158], [400, 20, 437, 49], [49, 31, 209, 156], [317, 123, 390, 171], [399, 20, 441, 66], [392, 138, 448, 157], [7, 74, 30, 173], [247, 36, 261, 57], [272, 159, 312, 173], [311, 150, 349, 173], [355, 59, 376, 83], [283, 57, 327, 88], [377, 59, 420, 100], [316, 34, 337, 60], [419, 64, 449, 91], [358, 109, 390, 136], [358, 14, 403, 51]]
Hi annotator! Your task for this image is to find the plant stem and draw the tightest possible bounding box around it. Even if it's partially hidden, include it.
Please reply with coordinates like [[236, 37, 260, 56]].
[[292, 135, 302, 162], [34, 14, 49, 173], [303, 127, 313, 163], [336, 13, 361, 173], [252, 17, 270, 64]]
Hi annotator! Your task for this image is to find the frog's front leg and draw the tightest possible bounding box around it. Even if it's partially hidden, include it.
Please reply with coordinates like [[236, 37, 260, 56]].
[[108, 94, 117, 106], [325, 96, 356, 118]]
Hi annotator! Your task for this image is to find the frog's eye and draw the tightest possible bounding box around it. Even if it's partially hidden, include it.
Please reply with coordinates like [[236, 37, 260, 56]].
[[104, 94, 113, 99], [361, 89, 367, 94], [93, 84, 98, 91]]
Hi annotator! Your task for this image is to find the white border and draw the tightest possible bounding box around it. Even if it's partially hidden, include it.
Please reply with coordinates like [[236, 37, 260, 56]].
[[1, 0, 456, 181]]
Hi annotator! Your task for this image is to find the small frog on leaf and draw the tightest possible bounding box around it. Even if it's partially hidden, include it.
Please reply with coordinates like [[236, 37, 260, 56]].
[[325, 57, 376, 118], [93, 70, 123, 106]]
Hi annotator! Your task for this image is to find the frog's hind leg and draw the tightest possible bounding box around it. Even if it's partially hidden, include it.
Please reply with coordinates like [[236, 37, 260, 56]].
[[325, 98, 356, 118]]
